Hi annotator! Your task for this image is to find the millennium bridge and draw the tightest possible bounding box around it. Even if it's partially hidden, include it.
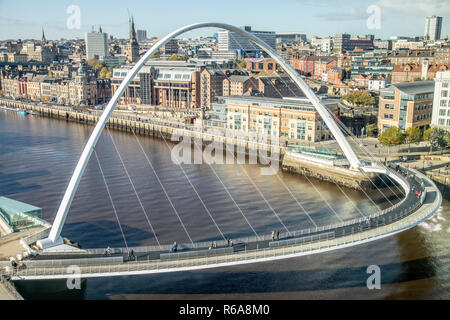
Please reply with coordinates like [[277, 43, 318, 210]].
[[0, 22, 442, 281]]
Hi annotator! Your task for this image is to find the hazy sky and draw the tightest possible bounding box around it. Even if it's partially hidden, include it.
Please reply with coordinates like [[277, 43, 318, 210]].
[[0, 0, 449, 40]]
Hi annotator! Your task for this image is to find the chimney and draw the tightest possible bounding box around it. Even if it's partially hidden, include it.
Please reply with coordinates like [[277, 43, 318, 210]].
[[421, 59, 429, 80]]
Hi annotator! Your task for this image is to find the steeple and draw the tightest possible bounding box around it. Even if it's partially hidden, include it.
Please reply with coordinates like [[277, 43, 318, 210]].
[[99, 25, 103, 33], [127, 15, 140, 63], [41, 27, 46, 43], [130, 16, 137, 42]]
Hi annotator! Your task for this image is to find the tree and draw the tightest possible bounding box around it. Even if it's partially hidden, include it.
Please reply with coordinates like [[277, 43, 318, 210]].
[[446, 131, 450, 147], [425, 127, 447, 153], [168, 54, 188, 61], [99, 66, 109, 78], [365, 123, 377, 137], [378, 126, 405, 154], [342, 91, 375, 107], [405, 127, 422, 152]]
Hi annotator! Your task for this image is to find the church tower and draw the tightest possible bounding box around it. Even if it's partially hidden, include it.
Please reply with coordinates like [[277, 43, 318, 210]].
[[127, 16, 140, 63], [41, 27, 46, 43]]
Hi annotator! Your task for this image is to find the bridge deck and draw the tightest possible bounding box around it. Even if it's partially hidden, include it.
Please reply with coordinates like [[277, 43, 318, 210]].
[[4, 167, 441, 280]]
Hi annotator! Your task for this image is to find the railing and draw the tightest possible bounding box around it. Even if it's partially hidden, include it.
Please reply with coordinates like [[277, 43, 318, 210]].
[[9, 165, 440, 280], [81, 165, 414, 255], [0, 273, 24, 300]]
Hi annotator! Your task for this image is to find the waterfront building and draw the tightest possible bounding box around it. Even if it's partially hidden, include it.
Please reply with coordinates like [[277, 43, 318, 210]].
[[378, 81, 434, 133], [425, 16, 443, 41], [215, 95, 338, 142], [85, 27, 108, 60], [200, 68, 226, 109], [431, 71, 450, 130], [111, 64, 201, 108]]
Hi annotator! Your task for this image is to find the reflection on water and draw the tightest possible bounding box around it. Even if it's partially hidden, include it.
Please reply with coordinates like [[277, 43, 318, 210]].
[[1, 110, 449, 299]]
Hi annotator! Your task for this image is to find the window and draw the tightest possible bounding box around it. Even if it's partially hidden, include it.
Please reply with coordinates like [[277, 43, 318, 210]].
[[441, 100, 448, 107], [442, 90, 448, 98], [385, 104, 394, 109], [439, 109, 446, 116]]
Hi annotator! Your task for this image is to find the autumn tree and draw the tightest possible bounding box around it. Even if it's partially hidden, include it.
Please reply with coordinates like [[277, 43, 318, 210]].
[[342, 91, 375, 107], [405, 127, 422, 152], [378, 126, 405, 154]]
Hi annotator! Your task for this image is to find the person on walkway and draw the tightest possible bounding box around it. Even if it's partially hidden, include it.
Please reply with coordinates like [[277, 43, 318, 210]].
[[227, 238, 231, 247], [213, 241, 217, 249], [171, 242, 178, 253], [276, 230, 280, 240], [271, 230, 275, 241]]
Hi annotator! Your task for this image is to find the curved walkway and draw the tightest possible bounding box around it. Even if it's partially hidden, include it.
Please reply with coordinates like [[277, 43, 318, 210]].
[[6, 165, 442, 280]]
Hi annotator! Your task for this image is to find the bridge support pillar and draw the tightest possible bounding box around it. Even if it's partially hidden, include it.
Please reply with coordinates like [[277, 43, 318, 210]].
[[37, 236, 64, 250]]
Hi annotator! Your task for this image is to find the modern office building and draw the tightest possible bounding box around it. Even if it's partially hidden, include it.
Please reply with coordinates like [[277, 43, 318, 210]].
[[136, 29, 147, 42], [161, 39, 179, 55], [424, 16, 443, 41], [333, 33, 351, 52], [85, 27, 108, 60], [217, 26, 276, 56], [378, 81, 434, 132], [431, 71, 450, 130]]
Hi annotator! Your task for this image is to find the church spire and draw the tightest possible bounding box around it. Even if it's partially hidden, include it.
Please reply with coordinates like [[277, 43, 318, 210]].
[[127, 15, 140, 63], [99, 25, 102, 33], [41, 27, 46, 43]]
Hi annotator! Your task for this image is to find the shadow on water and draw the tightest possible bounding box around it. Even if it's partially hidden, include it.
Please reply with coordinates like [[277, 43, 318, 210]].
[[13, 254, 440, 300], [0, 131, 67, 155], [63, 220, 158, 248], [0, 170, 49, 195]]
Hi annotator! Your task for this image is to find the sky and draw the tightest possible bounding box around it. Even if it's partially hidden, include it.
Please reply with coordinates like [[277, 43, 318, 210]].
[[0, 0, 450, 41]]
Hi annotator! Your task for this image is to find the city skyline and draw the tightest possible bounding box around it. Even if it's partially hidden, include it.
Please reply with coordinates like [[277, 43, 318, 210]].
[[1, 0, 450, 41]]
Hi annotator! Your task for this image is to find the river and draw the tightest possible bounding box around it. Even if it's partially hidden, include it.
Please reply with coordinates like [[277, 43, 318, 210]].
[[1, 109, 449, 299]]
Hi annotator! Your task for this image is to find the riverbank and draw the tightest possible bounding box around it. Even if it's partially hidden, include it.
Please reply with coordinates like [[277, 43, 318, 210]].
[[0, 97, 379, 190]]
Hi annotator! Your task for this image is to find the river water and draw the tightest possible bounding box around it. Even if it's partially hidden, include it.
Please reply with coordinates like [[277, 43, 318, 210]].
[[1, 109, 449, 299]]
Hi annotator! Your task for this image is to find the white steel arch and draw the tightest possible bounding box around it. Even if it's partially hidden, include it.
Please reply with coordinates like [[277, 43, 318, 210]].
[[38, 22, 361, 249]]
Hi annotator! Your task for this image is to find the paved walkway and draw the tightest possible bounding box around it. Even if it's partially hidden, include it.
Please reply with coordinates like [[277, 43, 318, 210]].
[[0, 227, 45, 260]]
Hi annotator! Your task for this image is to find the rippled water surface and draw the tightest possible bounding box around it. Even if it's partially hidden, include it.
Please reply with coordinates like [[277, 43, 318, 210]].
[[1, 110, 449, 299]]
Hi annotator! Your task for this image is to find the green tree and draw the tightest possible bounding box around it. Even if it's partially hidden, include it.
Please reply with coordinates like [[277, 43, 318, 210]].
[[342, 91, 375, 107], [365, 123, 377, 137], [168, 54, 188, 61], [405, 127, 422, 152], [378, 126, 405, 154], [425, 127, 447, 153]]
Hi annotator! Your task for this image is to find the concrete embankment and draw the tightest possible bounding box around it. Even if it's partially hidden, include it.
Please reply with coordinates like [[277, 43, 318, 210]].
[[1, 98, 376, 190]]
